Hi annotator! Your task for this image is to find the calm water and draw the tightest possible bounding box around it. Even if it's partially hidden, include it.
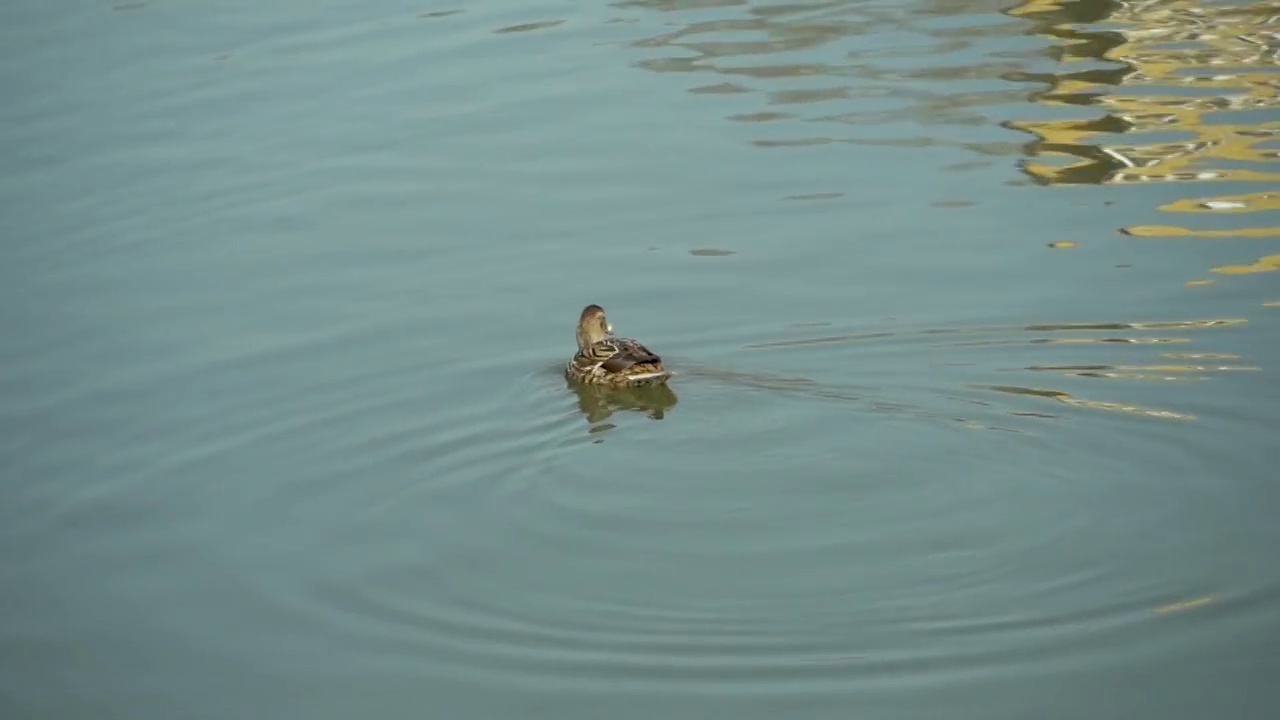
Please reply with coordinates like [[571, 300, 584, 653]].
[[3, 0, 1279, 717]]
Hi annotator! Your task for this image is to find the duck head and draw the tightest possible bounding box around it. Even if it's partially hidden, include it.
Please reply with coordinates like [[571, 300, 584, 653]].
[[576, 304, 613, 349]]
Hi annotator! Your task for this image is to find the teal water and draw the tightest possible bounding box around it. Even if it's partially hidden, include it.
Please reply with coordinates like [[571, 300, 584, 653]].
[[3, 0, 1279, 717]]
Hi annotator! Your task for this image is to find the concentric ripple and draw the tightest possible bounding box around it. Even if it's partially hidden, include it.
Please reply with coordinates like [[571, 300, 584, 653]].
[[257, 318, 1262, 696], [4, 0, 1279, 717]]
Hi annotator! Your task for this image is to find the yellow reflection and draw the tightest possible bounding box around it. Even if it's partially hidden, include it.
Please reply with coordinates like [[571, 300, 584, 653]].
[[1008, 0, 1278, 304], [1160, 191, 1280, 214], [1212, 254, 1280, 275], [1025, 319, 1245, 330], [1026, 363, 1259, 380], [986, 385, 1194, 420], [1153, 595, 1215, 615], [1007, 0, 1280, 212], [1123, 226, 1280, 239], [1032, 337, 1189, 344], [1161, 352, 1238, 360]]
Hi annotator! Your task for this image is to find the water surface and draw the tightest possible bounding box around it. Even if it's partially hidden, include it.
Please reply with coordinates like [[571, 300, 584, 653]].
[[2, 0, 1278, 718]]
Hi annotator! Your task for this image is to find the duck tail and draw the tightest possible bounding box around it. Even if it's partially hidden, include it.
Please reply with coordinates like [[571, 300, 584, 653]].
[[626, 371, 673, 386]]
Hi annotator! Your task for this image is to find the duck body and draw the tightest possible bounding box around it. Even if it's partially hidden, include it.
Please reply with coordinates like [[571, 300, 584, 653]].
[[567, 336, 673, 387], [566, 304, 672, 387]]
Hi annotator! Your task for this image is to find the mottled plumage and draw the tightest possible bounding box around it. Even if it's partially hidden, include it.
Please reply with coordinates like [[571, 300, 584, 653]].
[[566, 304, 672, 386]]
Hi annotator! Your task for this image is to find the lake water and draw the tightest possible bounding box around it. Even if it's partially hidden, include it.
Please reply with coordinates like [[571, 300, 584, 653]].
[[3, 0, 1279, 718]]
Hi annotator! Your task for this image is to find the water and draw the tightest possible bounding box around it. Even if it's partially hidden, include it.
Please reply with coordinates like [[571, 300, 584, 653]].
[[2, 0, 1278, 717]]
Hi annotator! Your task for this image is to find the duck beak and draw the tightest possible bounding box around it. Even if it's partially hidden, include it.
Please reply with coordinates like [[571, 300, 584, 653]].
[[605, 323, 614, 335]]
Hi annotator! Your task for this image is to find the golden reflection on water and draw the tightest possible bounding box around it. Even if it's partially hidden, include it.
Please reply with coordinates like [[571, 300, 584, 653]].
[[1008, 0, 1280, 188], [1123, 225, 1280, 238], [1000, 0, 1277, 410], [1160, 190, 1280, 214], [1025, 362, 1260, 380], [1153, 595, 1216, 614], [1006, 0, 1280, 296], [985, 384, 1195, 420], [1213, 253, 1280, 274], [606, 0, 1274, 422]]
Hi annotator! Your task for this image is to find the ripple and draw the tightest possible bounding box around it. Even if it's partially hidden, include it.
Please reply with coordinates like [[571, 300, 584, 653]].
[[620, 0, 1048, 157], [280, 359, 1237, 696], [6, 0, 1277, 712], [735, 314, 1254, 424], [494, 19, 565, 34], [984, 384, 1196, 420]]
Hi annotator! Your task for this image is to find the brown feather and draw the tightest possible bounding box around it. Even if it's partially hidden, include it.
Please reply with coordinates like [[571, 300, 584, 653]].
[[566, 305, 671, 386]]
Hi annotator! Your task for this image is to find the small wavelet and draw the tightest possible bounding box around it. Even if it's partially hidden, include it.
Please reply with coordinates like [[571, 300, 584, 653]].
[[621, 0, 1045, 158]]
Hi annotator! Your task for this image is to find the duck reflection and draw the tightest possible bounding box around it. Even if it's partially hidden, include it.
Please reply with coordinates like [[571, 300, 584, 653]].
[[566, 377, 679, 429]]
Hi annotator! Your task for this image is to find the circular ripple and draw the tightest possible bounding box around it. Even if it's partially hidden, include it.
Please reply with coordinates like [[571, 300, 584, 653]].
[[252, 344, 1246, 695]]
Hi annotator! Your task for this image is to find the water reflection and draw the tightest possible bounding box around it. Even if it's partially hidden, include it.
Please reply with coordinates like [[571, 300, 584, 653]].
[[1215, 252, 1280, 274], [611, 0, 1275, 422], [1008, 0, 1280, 182], [566, 378, 679, 433], [1024, 362, 1260, 380], [985, 384, 1195, 420], [1006, 1, 1280, 192], [1000, 0, 1278, 391]]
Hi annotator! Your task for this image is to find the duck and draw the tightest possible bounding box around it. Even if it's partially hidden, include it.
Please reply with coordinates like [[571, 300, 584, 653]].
[[566, 304, 672, 386]]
